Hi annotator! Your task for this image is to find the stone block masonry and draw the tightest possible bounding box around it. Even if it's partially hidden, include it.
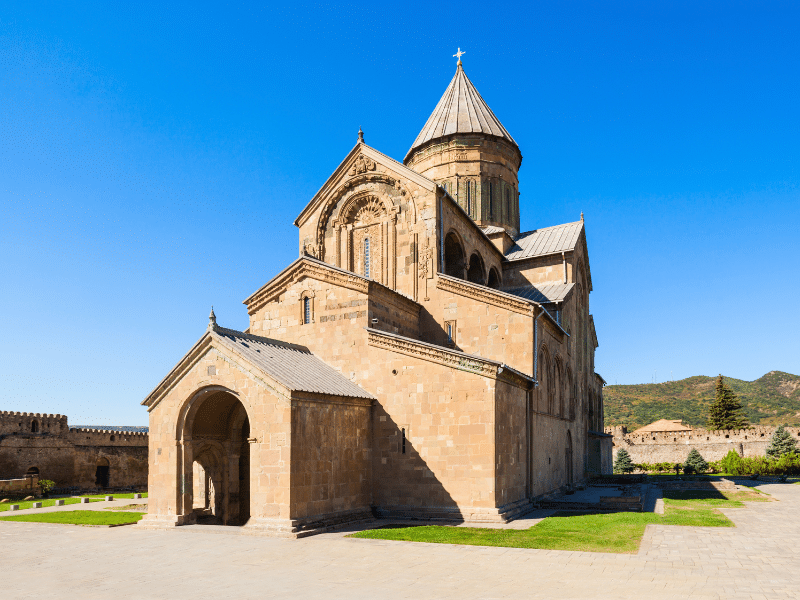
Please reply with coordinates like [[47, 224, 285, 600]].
[[0, 411, 148, 490], [606, 424, 800, 464]]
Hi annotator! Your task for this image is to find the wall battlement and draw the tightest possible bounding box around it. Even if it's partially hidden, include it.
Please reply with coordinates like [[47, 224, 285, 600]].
[[0, 411, 68, 435], [68, 428, 148, 446]]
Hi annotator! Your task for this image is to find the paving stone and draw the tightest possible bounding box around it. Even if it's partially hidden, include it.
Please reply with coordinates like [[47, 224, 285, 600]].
[[0, 483, 798, 599]]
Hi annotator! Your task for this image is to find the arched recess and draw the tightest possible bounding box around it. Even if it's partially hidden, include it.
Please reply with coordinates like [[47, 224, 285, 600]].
[[30, 420, 39, 433], [551, 359, 561, 416], [444, 231, 466, 279], [323, 190, 404, 287], [177, 387, 253, 526], [466, 253, 485, 284], [25, 466, 39, 477], [538, 347, 550, 413], [487, 267, 501, 289], [567, 367, 575, 420], [565, 431, 574, 485]]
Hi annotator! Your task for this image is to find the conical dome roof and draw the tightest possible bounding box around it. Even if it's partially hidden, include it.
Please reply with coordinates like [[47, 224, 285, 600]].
[[405, 63, 518, 161]]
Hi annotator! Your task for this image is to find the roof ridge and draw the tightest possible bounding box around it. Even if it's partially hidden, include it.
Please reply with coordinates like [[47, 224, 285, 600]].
[[515, 220, 584, 240], [212, 325, 311, 353]]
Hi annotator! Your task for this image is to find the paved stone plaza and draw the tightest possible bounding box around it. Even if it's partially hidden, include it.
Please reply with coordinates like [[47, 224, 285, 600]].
[[2, 482, 799, 599]]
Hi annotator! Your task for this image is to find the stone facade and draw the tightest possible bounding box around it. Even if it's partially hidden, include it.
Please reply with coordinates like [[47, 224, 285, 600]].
[[606, 424, 800, 464], [140, 62, 609, 536], [0, 411, 148, 490]]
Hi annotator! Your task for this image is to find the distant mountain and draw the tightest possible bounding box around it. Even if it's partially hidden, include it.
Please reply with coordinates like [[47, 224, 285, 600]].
[[603, 371, 800, 431]]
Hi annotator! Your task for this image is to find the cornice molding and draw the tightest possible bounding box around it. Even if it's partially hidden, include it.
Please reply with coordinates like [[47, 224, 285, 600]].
[[244, 257, 419, 316], [436, 273, 534, 316], [367, 328, 532, 389]]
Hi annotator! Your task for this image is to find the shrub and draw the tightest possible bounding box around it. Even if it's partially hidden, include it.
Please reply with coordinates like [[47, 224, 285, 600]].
[[38, 479, 55, 496], [684, 449, 709, 475], [614, 448, 634, 474]]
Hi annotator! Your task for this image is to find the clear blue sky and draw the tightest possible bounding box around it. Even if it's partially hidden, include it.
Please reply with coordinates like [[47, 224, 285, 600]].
[[1, 2, 798, 426]]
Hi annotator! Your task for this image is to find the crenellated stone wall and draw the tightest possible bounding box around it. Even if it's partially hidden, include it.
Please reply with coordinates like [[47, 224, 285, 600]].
[[0, 411, 148, 490], [605, 424, 800, 464]]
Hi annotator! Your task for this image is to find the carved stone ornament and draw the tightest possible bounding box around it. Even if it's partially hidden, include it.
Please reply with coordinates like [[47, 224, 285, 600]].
[[350, 154, 377, 176], [304, 243, 318, 258]]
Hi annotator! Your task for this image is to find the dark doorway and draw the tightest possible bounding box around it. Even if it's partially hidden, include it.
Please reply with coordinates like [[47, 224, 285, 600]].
[[238, 417, 251, 525], [95, 458, 110, 488]]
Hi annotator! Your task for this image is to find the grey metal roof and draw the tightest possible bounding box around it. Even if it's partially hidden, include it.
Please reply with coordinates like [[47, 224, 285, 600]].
[[481, 225, 506, 235], [213, 326, 374, 400], [406, 64, 517, 160], [503, 282, 574, 304], [505, 221, 584, 261]]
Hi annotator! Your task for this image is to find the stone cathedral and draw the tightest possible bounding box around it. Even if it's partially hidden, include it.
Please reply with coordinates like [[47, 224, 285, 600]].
[[140, 59, 610, 535]]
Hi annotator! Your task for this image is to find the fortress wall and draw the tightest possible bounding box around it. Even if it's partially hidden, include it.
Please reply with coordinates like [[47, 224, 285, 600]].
[[605, 425, 800, 464], [0, 411, 148, 489]]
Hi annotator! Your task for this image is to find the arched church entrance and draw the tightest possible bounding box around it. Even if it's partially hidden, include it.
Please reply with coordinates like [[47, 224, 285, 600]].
[[182, 389, 252, 526]]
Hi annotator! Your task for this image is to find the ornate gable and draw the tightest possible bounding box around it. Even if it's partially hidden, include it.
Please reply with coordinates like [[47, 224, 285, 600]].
[[295, 142, 440, 301]]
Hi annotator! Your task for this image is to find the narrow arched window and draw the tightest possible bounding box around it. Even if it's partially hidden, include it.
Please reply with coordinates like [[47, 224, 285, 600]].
[[466, 182, 472, 216], [489, 181, 494, 218], [505, 188, 510, 219], [303, 297, 311, 324], [31, 420, 39, 433], [364, 238, 371, 279]]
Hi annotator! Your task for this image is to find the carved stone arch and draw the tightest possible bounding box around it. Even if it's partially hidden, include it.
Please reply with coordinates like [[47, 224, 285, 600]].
[[315, 171, 417, 263], [467, 252, 486, 285]]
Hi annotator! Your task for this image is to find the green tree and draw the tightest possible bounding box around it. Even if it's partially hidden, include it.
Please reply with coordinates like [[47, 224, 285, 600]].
[[706, 374, 749, 430], [766, 425, 798, 458], [683, 448, 709, 474], [613, 448, 634, 474]]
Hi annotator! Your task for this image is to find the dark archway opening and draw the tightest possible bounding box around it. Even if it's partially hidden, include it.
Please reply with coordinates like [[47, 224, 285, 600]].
[[487, 267, 500, 289], [443, 232, 465, 279], [467, 253, 485, 285], [95, 458, 110, 488], [187, 391, 251, 526], [30, 420, 39, 433]]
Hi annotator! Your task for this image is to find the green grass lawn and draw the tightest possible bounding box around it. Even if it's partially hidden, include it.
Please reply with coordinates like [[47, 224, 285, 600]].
[[0, 498, 103, 512], [104, 504, 148, 512], [349, 490, 759, 553], [0, 510, 145, 526]]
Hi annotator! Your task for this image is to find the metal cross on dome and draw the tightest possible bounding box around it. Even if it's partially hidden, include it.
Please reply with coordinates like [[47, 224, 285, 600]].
[[453, 48, 465, 64]]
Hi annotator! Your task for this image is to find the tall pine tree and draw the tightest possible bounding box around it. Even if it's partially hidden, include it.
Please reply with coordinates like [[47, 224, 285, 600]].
[[614, 448, 634, 474], [766, 425, 798, 458], [707, 374, 749, 430]]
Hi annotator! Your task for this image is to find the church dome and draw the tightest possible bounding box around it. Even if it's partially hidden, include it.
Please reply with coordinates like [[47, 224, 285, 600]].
[[404, 62, 519, 162]]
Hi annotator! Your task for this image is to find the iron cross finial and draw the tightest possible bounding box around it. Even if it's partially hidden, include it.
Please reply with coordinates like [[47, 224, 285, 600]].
[[453, 48, 465, 64]]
